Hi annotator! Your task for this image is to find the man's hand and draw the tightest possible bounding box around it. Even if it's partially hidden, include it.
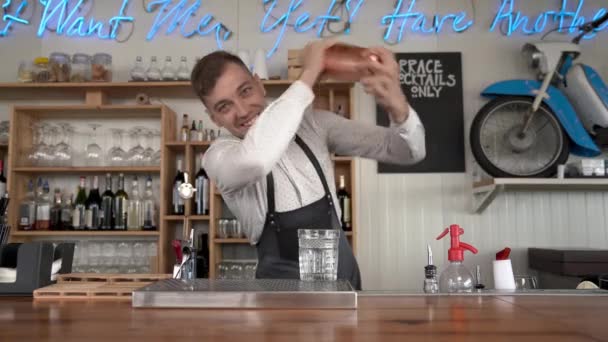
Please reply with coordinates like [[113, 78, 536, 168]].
[[299, 39, 338, 89], [360, 47, 410, 124]]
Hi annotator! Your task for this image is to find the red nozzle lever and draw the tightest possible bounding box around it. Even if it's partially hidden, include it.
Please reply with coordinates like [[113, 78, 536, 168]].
[[436, 224, 478, 262]]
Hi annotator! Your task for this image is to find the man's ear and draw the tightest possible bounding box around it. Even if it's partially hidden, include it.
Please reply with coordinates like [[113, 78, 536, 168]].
[[253, 73, 266, 97]]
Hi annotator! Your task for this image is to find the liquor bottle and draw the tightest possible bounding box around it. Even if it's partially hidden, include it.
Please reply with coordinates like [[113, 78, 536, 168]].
[[61, 194, 74, 230], [85, 176, 102, 230], [194, 153, 209, 215], [18, 180, 36, 230], [114, 173, 129, 230], [337, 175, 352, 231], [72, 176, 87, 230], [180, 114, 189, 141], [172, 159, 185, 215], [197, 120, 204, 141], [190, 120, 198, 141], [127, 176, 142, 230], [50, 188, 63, 230], [0, 159, 6, 198], [142, 175, 157, 231], [35, 180, 51, 230], [100, 173, 114, 230]]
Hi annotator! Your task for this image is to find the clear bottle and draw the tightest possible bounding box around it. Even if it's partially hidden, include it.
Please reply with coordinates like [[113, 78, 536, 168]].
[[180, 114, 189, 141], [197, 120, 205, 141], [190, 120, 197, 141], [436, 225, 478, 293], [85, 175, 102, 230], [146, 56, 162, 81], [35, 180, 51, 230], [61, 194, 74, 230], [142, 175, 156, 231], [100, 173, 114, 230], [130, 56, 146, 81], [114, 173, 129, 230], [423, 245, 439, 294], [18, 180, 36, 230], [176, 56, 190, 81], [127, 176, 142, 230], [73, 176, 87, 230], [161, 56, 176, 81], [50, 188, 63, 230]]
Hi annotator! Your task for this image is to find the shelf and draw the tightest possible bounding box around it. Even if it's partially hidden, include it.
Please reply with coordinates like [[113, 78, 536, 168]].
[[165, 141, 212, 150], [163, 215, 185, 221], [473, 178, 608, 213], [11, 230, 159, 237], [214, 238, 249, 244], [12, 166, 160, 173], [13, 104, 164, 119], [189, 215, 210, 221]]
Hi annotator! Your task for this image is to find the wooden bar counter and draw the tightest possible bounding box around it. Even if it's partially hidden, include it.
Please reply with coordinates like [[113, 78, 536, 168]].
[[2, 292, 608, 341]]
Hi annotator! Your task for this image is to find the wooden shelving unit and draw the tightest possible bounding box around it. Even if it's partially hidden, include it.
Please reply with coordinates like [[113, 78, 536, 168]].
[[3, 80, 358, 278]]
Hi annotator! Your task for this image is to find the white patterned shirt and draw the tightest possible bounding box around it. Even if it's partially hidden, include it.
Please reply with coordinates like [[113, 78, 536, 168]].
[[202, 81, 426, 244]]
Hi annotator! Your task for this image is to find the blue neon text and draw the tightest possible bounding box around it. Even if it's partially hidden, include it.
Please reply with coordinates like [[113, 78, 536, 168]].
[[145, 0, 231, 49], [0, 0, 30, 36], [381, 0, 473, 44]]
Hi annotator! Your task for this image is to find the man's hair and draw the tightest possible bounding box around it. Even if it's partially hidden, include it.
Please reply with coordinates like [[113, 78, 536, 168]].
[[190, 51, 250, 103]]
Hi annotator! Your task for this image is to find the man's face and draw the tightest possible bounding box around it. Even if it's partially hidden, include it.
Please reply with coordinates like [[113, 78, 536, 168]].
[[203, 63, 267, 139]]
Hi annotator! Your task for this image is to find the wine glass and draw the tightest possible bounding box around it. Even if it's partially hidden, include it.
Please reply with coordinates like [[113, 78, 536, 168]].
[[141, 128, 154, 166], [85, 123, 103, 166], [108, 128, 127, 166], [53, 123, 74, 166], [152, 129, 161, 166], [127, 127, 145, 166]]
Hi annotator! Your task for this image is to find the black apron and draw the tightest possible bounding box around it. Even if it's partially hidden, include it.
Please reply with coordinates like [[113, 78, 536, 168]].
[[255, 135, 362, 290]]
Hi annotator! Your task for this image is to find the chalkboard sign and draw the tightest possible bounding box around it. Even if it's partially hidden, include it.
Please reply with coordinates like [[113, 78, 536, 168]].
[[377, 52, 465, 173]]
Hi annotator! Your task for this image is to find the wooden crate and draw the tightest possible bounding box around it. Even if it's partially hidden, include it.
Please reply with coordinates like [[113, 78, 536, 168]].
[[57, 273, 171, 284], [34, 282, 151, 301]]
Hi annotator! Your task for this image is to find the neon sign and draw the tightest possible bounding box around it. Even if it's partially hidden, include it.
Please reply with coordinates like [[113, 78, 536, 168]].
[[36, 0, 133, 39], [1, 0, 30, 36], [145, 0, 231, 48], [260, 0, 364, 57], [490, 0, 608, 39], [1, 0, 607, 57], [381, 0, 474, 45]]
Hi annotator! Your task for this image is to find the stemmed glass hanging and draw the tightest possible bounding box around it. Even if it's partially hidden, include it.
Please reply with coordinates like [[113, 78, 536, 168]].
[[127, 127, 145, 166], [141, 128, 154, 166], [152, 129, 161, 166], [108, 128, 127, 166], [85, 123, 103, 166], [53, 123, 74, 166]]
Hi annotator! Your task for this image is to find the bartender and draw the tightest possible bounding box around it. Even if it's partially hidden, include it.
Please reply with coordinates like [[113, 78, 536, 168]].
[[190, 40, 426, 290]]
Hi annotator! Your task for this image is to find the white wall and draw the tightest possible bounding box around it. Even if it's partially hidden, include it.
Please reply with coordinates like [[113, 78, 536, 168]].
[[1, 0, 608, 290]]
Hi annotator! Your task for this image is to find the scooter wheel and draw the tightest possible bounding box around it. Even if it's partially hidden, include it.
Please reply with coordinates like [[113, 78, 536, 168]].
[[470, 96, 570, 178]]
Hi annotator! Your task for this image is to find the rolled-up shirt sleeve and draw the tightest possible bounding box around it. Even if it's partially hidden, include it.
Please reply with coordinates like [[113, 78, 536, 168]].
[[312, 105, 426, 165]]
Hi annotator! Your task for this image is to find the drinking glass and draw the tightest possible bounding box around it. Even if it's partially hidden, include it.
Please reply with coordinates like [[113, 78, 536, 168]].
[[152, 129, 161, 166], [127, 127, 145, 166], [108, 128, 127, 166], [53, 123, 74, 166], [85, 123, 103, 166], [298, 229, 340, 281], [514, 275, 538, 290], [141, 128, 154, 166]]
